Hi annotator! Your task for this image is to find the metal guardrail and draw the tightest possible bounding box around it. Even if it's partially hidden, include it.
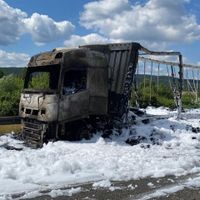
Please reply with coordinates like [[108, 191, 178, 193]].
[[0, 116, 21, 125]]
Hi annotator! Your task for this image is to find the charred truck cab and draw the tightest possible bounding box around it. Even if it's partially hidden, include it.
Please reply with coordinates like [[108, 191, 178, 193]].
[[19, 42, 183, 148]]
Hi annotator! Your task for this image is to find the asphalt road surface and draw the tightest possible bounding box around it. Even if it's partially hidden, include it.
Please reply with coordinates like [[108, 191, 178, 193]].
[[23, 173, 200, 200]]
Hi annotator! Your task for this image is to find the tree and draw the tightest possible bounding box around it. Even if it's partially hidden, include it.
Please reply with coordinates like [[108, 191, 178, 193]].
[[0, 70, 4, 78], [131, 79, 175, 108], [0, 75, 23, 116]]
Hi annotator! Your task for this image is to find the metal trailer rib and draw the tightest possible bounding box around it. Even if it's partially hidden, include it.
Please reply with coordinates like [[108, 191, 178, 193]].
[[139, 56, 200, 69]]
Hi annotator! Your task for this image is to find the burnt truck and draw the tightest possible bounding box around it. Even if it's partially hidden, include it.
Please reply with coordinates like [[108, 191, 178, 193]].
[[19, 42, 183, 148]]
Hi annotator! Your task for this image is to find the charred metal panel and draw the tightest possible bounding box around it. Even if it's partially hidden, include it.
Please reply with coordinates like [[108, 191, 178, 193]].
[[111, 50, 121, 92], [19, 93, 58, 122], [118, 50, 129, 93], [62, 49, 107, 70], [81, 43, 141, 95], [81, 43, 140, 117], [89, 96, 107, 115], [87, 67, 108, 115], [108, 51, 116, 88], [88, 68, 108, 97], [29, 51, 60, 67], [59, 48, 108, 118], [58, 90, 90, 122], [28, 49, 73, 67], [108, 43, 140, 94]]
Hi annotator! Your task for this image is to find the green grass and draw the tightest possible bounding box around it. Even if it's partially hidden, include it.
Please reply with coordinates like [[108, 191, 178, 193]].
[[0, 124, 21, 135]]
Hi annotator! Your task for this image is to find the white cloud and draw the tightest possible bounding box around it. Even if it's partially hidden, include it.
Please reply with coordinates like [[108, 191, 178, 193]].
[[23, 13, 74, 45], [64, 33, 116, 47], [0, 0, 27, 45], [80, 0, 200, 46], [81, 0, 130, 27], [0, 0, 74, 45], [0, 50, 30, 67], [64, 33, 168, 58]]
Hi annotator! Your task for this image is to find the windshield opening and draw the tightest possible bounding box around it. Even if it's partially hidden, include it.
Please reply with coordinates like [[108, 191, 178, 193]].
[[24, 65, 60, 91]]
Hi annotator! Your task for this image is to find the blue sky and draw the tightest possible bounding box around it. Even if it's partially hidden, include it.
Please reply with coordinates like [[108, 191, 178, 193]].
[[1, 0, 91, 55], [0, 0, 200, 67]]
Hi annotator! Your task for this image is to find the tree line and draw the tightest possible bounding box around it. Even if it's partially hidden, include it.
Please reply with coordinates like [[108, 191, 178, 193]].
[[131, 78, 200, 109], [0, 71, 23, 116], [0, 69, 199, 116]]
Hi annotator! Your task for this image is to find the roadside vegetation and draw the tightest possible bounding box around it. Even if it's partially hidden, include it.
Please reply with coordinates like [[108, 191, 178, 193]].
[[0, 70, 24, 116], [0, 70, 4, 78], [0, 69, 199, 117], [131, 79, 200, 109]]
